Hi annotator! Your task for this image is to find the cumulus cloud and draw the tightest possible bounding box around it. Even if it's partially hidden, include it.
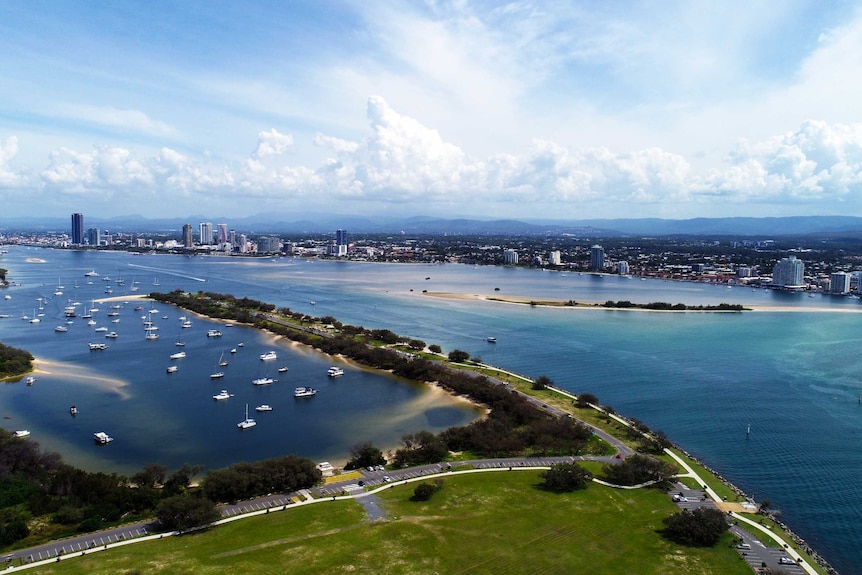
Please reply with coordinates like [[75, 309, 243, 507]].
[[13, 97, 862, 217], [0, 136, 28, 187], [698, 120, 862, 203], [253, 128, 293, 158]]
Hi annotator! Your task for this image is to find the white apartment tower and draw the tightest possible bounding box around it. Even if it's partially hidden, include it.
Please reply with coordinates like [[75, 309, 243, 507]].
[[771, 256, 805, 289]]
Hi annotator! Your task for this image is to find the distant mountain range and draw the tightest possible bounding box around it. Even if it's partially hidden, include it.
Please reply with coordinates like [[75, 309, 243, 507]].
[[3, 214, 862, 237]]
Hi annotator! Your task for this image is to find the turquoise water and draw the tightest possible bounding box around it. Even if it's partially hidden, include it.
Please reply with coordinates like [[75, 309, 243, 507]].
[[1, 247, 860, 573]]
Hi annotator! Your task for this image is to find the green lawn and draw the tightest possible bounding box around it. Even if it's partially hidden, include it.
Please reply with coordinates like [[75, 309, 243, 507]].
[[32, 472, 751, 575]]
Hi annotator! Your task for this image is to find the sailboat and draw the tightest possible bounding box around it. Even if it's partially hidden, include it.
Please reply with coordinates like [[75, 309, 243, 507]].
[[210, 353, 225, 379], [237, 404, 256, 429], [218, 351, 229, 367], [175, 332, 185, 347]]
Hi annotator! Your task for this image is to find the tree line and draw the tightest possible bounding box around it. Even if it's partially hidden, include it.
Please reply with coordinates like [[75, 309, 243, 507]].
[[0, 342, 33, 379]]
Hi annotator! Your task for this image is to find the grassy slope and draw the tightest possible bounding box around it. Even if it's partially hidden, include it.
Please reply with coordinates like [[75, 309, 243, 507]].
[[33, 472, 751, 575]]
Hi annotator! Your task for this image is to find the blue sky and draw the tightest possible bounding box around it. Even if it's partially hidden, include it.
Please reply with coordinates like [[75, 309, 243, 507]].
[[2, 0, 862, 221]]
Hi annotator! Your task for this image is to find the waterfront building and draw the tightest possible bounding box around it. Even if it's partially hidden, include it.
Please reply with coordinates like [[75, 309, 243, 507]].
[[182, 224, 193, 249], [71, 213, 84, 245], [590, 245, 605, 271], [217, 223, 228, 247], [228, 230, 237, 252], [548, 250, 561, 266], [199, 222, 213, 245], [503, 249, 519, 265], [830, 272, 851, 294], [238, 234, 248, 253], [258, 236, 281, 254], [335, 229, 348, 257], [617, 261, 629, 275], [86, 227, 100, 247], [772, 256, 805, 289]]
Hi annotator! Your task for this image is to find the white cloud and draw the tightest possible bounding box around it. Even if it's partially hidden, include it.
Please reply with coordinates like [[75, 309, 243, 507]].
[[0, 136, 28, 188], [253, 128, 293, 158], [41, 145, 154, 196], [55, 105, 177, 138]]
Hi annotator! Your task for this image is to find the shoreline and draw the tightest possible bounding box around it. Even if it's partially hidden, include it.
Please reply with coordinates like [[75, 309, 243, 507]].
[[422, 291, 862, 313]]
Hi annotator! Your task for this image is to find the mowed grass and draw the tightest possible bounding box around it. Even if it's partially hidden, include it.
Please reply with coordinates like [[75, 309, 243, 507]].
[[31, 471, 752, 575]]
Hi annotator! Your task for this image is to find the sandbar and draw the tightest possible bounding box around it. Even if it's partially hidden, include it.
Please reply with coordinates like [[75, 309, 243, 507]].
[[422, 291, 862, 313]]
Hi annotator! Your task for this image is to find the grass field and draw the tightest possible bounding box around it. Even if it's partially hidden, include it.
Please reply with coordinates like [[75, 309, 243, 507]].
[[31, 472, 752, 575]]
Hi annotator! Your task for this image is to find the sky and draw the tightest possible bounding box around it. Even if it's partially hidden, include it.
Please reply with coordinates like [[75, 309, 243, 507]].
[[2, 0, 862, 222]]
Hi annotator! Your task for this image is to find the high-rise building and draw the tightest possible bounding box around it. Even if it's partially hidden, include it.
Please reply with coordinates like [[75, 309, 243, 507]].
[[182, 224, 193, 248], [503, 249, 519, 265], [335, 229, 348, 256], [199, 222, 213, 245], [258, 236, 281, 253], [71, 213, 84, 245], [617, 261, 629, 275], [830, 272, 851, 294], [86, 227, 100, 247], [548, 250, 561, 266], [217, 223, 228, 246], [772, 256, 805, 288], [590, 245, 605, 271]]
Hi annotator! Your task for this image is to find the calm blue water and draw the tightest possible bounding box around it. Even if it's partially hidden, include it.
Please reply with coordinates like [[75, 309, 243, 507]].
[[1, 247, 860, 573]]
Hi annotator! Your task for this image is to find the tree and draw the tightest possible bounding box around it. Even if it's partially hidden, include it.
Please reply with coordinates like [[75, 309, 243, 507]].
[[393, 431, 448, 467], [539, 462, 592, 492], [345, 442, 386, 470], [532, 375, 553, 390], [155, 495, 220, 532], [131, 463, 167, 488], [602, 454, 677, 487], [661, 507, 729, 546], [576, 393, 598, 408], [447, 349, 470, 363], [408, 339, 426, 350], [410, 479, 443, 501], [428, 344, 442, 354]]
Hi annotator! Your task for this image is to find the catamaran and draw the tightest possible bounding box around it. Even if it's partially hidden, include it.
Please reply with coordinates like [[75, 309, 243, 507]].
[[237, 404, 256, 429]]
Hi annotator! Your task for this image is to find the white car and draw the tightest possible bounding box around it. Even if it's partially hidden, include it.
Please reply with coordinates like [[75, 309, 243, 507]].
[[778, 557, 796, 565]]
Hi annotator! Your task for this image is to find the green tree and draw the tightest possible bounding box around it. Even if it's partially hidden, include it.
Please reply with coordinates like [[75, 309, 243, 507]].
[[408, 339, 426, 350], [602, 454, 677, 487], [661, 508, 729, 546], [532, 375, 553, 390], [576, 393, 598, 408], [131, 463, 167, 488], [447, 349, 470, 363], [539, 462, 593, 492], [345, 442, 386, 470], [428, 344, 442, 354], [155, 495, 220, 532]]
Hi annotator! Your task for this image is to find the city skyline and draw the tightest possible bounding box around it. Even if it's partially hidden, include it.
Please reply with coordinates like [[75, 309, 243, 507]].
[[2, 2, 862, 221]]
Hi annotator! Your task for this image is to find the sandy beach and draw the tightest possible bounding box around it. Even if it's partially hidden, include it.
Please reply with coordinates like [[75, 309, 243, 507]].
[[422, 291, 862, 313]]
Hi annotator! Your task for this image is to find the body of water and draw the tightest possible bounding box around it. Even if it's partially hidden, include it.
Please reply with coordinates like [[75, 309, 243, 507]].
[[1, 247, 860, 573]]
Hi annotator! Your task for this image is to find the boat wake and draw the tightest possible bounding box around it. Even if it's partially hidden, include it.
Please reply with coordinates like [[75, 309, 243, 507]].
[[126, 263, 207, 283]]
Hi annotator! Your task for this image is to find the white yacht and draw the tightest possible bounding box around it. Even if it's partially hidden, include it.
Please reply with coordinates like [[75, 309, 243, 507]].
[[237, 404, 256, 429], [13, 430, 31, 438], [260, 351, 277, 361], [252, 377, 274, 386], [255, 404, 273, 412], [181, 320, 192, 329], [170, 351, 186, 360], [145, 332, 159, 341], [277, 366, 288, 373], [210, 371, 225, 379], [213, 389, 233, 400], [294, 387, 317, 398], [327, 367, 344, 377], [70, 405, 78, 416], [207, 329, 223, 338], [105, 331, 118, 338], [94, 326, 108, 332], [84, 270, 99, 277], [93, 431, 113, 444], [55, 325, 68, 332], [25, 376, 36, 385], [88, 342, 108, 350], [166, 365, 178, 373]]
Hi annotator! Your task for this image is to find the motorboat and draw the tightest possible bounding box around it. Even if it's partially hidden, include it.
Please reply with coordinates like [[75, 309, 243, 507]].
[[170, 351, 186, 360], [230, 348, 237, 354], [207, 329, 223, 337], [252, 377, 274, 386], [181, 320, 192, 328], [294, 387, 317, 398], [88, 343, 108, 350], [210, 371, 225, 379], [166, 365, 178, 373], [70, 405, 77, 416], [55, 325, 68, 332], [213, 389, 233, 400], [13, 430, 30, 438], [327, 367, 344, 377], [277, 366, 288, 373], [93, 432, 113, 444], [255, 404, 273, 412], [105, 332, 118, 338], [84, 270, 99, 277], [486, 336, 497, 343], [25, 376, 36, 385], [260, 351, 277, 361], [94, 326, 108, 332], [237, 404, 256, 429]]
